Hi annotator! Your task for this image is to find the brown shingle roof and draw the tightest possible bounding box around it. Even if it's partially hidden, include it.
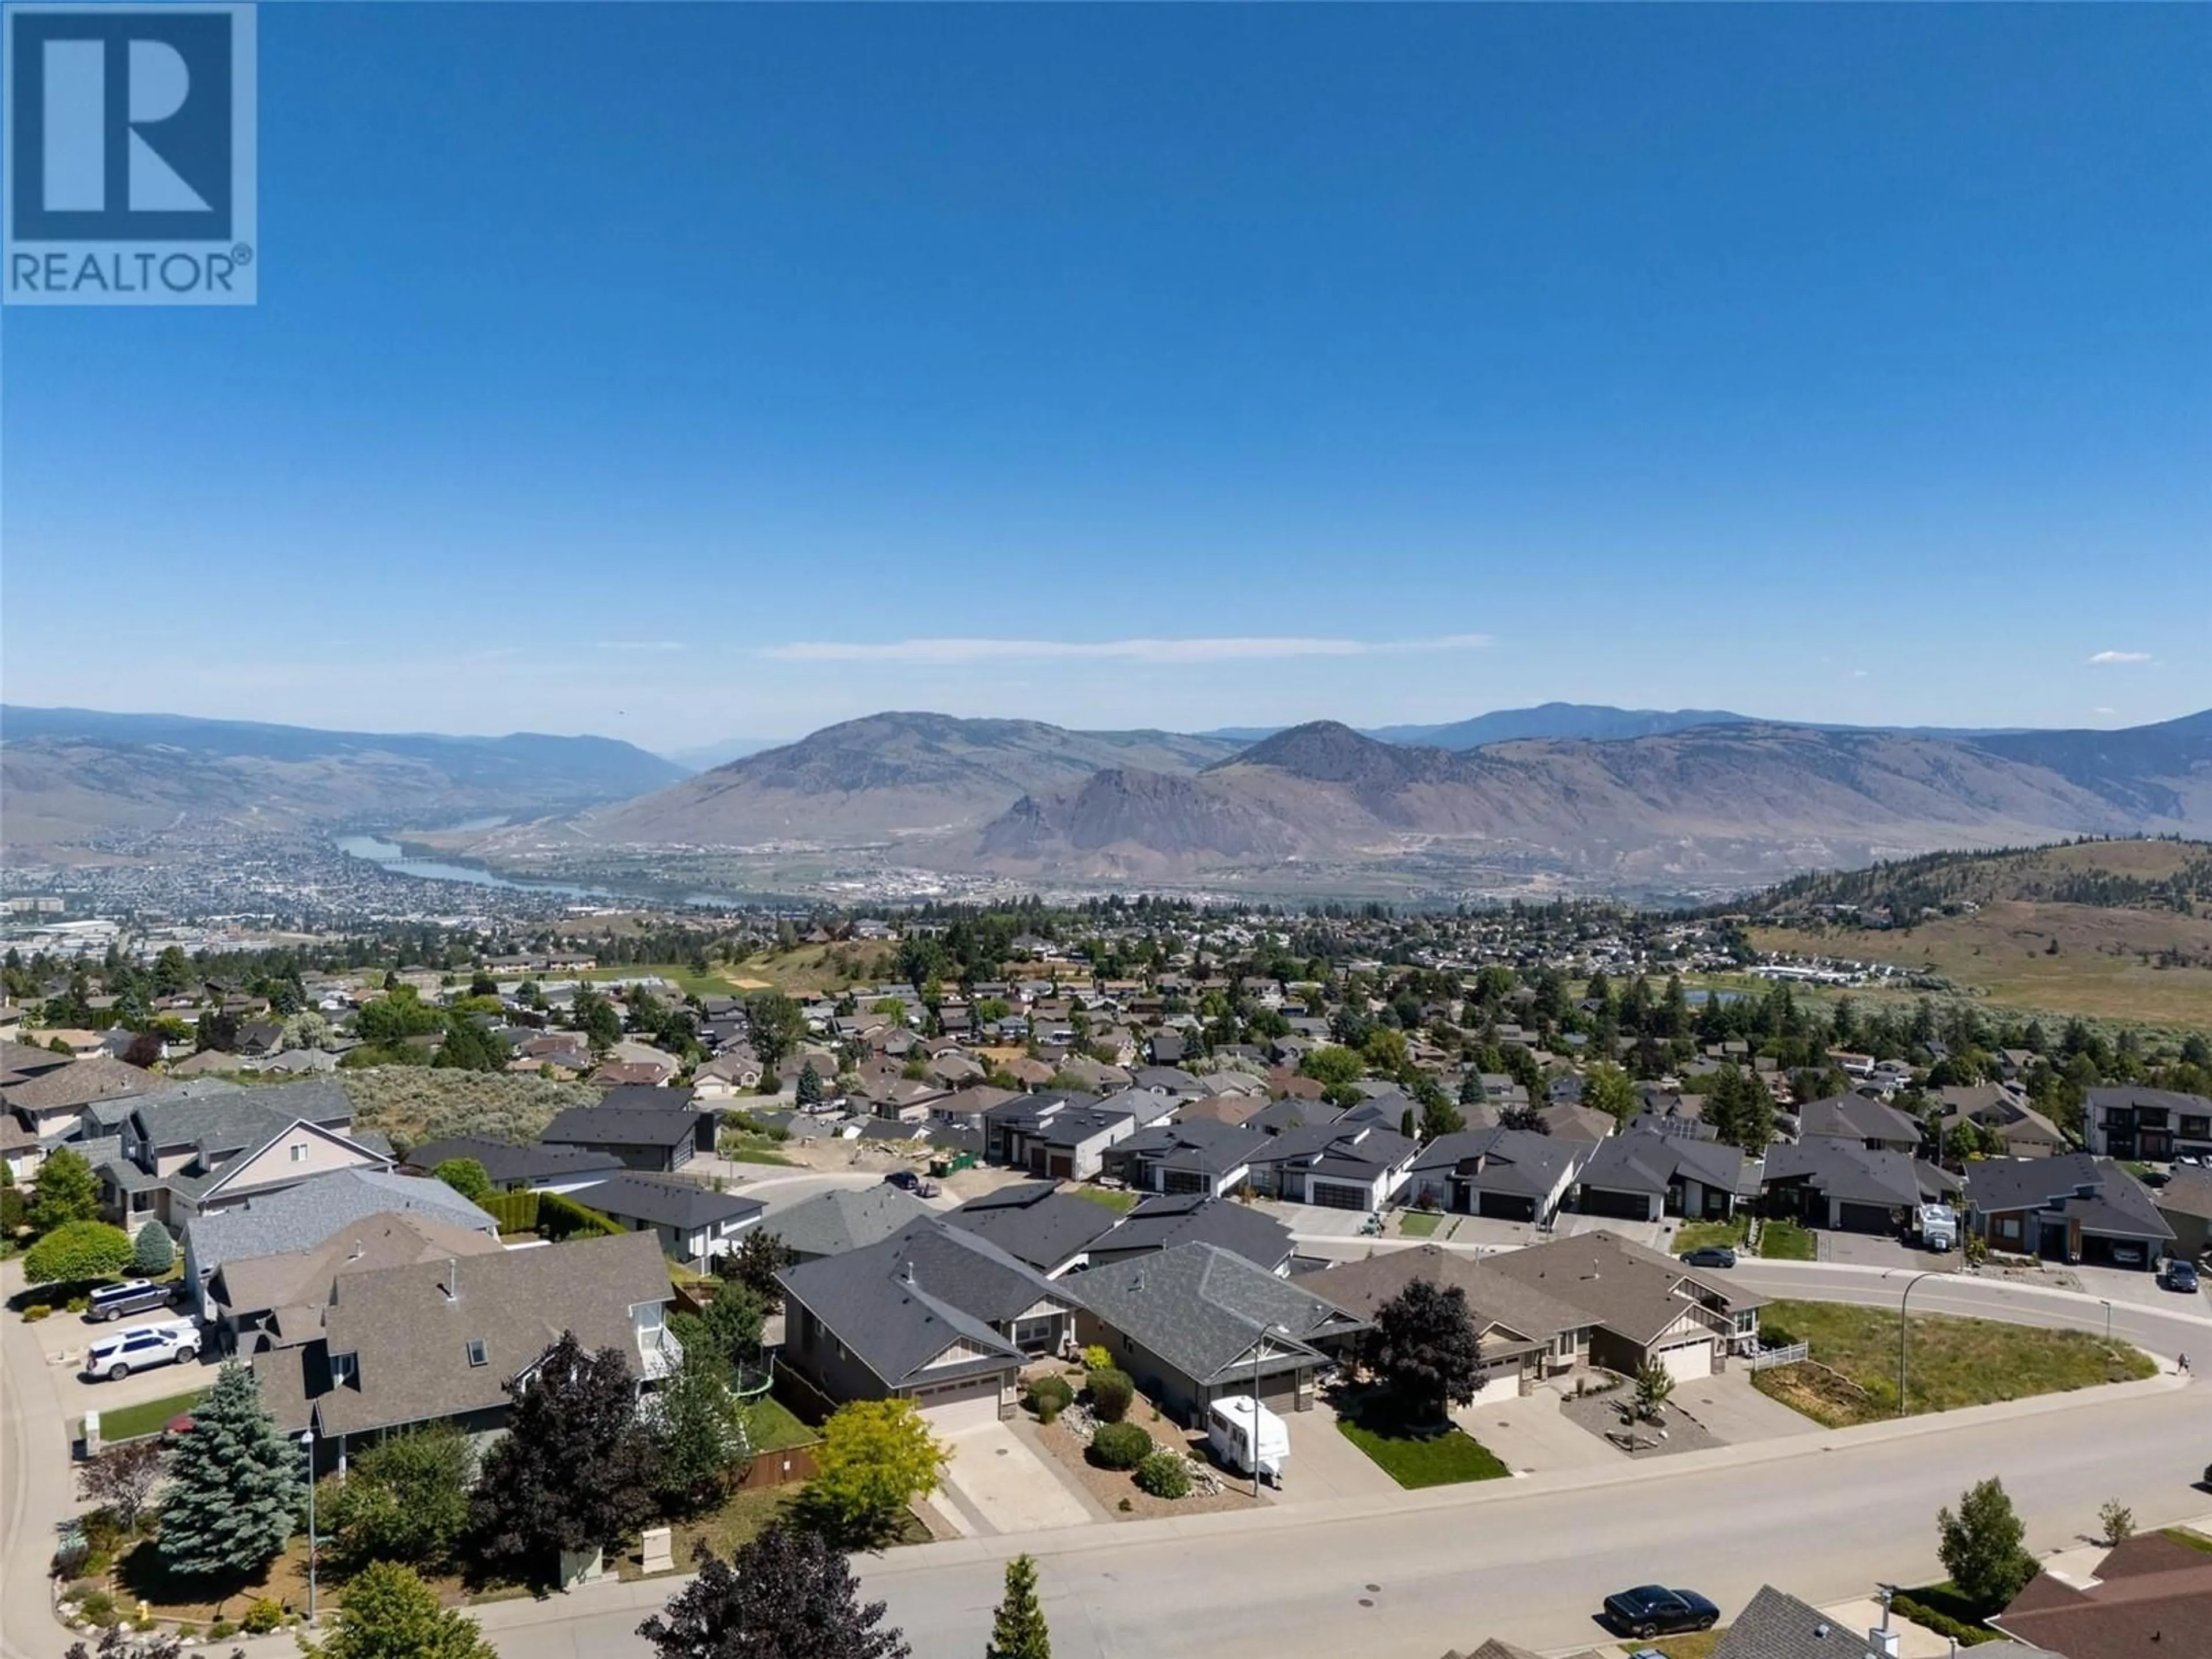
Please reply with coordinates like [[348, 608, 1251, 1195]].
[[1994, 1536, 2212, 1659]]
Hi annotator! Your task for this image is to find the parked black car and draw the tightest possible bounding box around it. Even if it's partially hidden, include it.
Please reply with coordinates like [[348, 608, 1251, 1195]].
[[1604, 1586, 1719, 1638], [1679, 1246, 1736, 1269], [2158, 1258, 2199, 1294], [882, 1169, 940, 1198]]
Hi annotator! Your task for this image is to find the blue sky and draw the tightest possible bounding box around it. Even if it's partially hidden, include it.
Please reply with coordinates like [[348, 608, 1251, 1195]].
[[5, 4, 2207, 751]]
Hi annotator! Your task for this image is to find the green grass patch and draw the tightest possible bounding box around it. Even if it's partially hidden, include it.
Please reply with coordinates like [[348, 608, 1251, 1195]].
[[1652, 1630, 1726, 1659], [2161, 1527, 2212, 1555], [85, 1386, 206, 1444], [1397, 1211, 1444, 1238], [1673, 1214, 1750, 1252], [1750, 1299, 2153, 1426], [1070, 1185, 1138, 1213], [1336, 1414, 1510, 1488], [717, 1134, 795, 1166], [1757, 1219, 1816, 1260], [744, 1395, 817, 1454]]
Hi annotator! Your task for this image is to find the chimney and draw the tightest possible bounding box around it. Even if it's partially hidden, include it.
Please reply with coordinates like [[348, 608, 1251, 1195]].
[[1869, 1630, 1900, 1659]]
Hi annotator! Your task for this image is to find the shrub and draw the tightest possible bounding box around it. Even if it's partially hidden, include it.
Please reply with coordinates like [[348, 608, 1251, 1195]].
[[23, 1219, 133, 1285], [1088, 1422, 1152, 1470], [81, 1549, 113, 1577], [1025, 1375, 1074, 1417], [23, 1304, 51, 1321], [75, 1590, 118, 1626], [1086, 1368, 1135, 1424], [129, 1221, 175, 1277], [2100, 1501, 2136, 1546], [65, 1295, 90, 1315], [1117, 1497, 1132, 1512], [241, 1596, 284, 1634], [1133, 1450, 1192, 1499], [208, 1622, 237, 1640], [1081, 1344, 1112, 1373]]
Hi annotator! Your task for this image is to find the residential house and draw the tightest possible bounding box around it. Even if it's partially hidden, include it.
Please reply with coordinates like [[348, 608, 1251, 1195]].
[[2083, 1088, 2212, 1163], [942, 1181, 1120, 1277], [1539, 1101, 1621, 1145], [1298, 1244, 1592, 1402], [1993, 1531, 2212, 1659], [1711, 1586, 2003, 1659], [1760, 1139, 1955, 1235], [1084, 1193, 1295, 1275], [181, 1167, 501, 1323], [400, 1135, 626, 1194], [692, 1051, 763, 1099], [1963, 1153, 2175, 1270], [1484, 1230, 1762, 1382], [207, 1210, 506, 1355], [1405, 1127, 1585, 1223], [2154, 1168, 2212, 1263], [251, 1229, 677, 1473], [3, 1052, 157, 1141], [980, 1093, 1138, 1180], [566, 1173, 764, 1267], [99, 1078, 392, 1226], [1243, 1122, 1418, 1211], [1797, 1094, 1928, 1154], [1934, 1084, 2069, 1160], [764, 1184, 938, 1264], [539, 1105, 712, 1173], [1070, 1243, 1363, 1423], [1109, 1120, 1269, 1198], [778, 1219, 1082, 1431], [1577, 1129, 1748, 1224]]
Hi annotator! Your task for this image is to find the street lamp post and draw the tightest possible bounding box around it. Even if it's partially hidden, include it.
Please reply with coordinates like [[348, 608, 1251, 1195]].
[[298, 1429, 316, 1626], [1895, 1270, 1941, 1418]]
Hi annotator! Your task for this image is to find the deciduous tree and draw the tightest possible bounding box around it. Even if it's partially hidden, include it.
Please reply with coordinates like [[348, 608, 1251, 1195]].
[[305, 1561, 499, 1659], [1937, 1476, 2038, 1612], [431, 1158, 493, 1202], [804, 1399, 946, 1544], [745, 991, 806, 1074], [637, 1522, 910, 1659], [1369, 1279, 1483, 1423], [327, 1423, 475, 1567], [715, 1229, 793, 1313], [77, 1439, 168, 1531], [25, 1219, 133, 1285], [29, 1146, 100, 1231]]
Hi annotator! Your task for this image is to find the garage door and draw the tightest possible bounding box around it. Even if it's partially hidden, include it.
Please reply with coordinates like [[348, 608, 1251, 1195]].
[[1581, 1187, 1654, 1221], [1468, 1365, 1522, 1405], [1478, 1191, 1536, 1222], [911, 1378, 1001, 1434], [1655, 1338, 1713, 1383], [1838, 1203, 1891, 1234], [1309, 1180, 1370, 1211]]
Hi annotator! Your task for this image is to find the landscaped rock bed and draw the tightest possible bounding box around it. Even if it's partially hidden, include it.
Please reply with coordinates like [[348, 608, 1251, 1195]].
[[1559, 1392, 1721, 1460]]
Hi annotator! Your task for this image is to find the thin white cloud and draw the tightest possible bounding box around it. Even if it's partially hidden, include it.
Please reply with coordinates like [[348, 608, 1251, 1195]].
[[1846, 668, 1869, 679], [757, 633, 1494, 665], [2094, 706, 2117, 715], [593, 641, 686, 653], [2086, 650, 2152, 665]]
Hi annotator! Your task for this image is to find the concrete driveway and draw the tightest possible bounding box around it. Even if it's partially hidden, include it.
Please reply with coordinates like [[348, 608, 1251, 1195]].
[[1283, 1399, 1400, 1501], [1556, 1213, 1669, 1252], [1260, 1200, 1373, 1238], [1672, 1370, 1818, 1445], [1453, 1389, 1622, 1475], [935, 1419, 1095, 1537], [27, 1305, 215, 1436]]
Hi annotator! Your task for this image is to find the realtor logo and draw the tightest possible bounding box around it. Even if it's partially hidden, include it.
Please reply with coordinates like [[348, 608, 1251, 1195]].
[[5, 3, 257, 304]]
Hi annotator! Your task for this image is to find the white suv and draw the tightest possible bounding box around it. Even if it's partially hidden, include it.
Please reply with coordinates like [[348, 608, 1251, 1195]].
[[84, 1319, 200, 1381]]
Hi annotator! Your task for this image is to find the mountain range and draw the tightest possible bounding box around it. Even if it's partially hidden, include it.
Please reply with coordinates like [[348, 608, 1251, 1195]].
[[7, 701, 2210, 897], [0, 706, 687, 854]]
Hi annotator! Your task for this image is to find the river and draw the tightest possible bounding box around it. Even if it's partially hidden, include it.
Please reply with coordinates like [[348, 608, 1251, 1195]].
[[332, 834, 744, 910]]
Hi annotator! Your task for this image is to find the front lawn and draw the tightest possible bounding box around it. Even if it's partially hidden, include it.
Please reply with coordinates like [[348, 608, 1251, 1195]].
[[1757, 1219, 1816, 1260], [1751, 1299, 2153, 1426], [85, 1385, 206, 1444], [1397, 1210, 1444, 1238], [1652, 1629, 1727, 1659], [2162, 1527, 2212, 1555], [1673, 1215, 1749, 1253], [1336, 1414, 1510, 1488], [1070, 1185, 1138, 1213]]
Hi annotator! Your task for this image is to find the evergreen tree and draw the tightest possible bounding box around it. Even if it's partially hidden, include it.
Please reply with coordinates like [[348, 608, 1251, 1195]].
[[796, 1061, 824, 1108], [130, 1219, 175, 1276], [987, 1554, 1052, 1659], [158, 1362, 304, 1580]]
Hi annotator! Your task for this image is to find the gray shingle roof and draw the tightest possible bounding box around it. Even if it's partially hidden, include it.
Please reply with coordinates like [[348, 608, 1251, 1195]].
[[1964, 1153, 2174, 1241], [764, 1185, 936, 1259], [1483, 1229, 1760, 1347], [943, 1182, 1119, 1272], [566, 1173, 763, 1232], [779, 1219, 1066, 1389], [1713, 1585, 1900, 1659], [1798, 1094, 1926, 1145], [542, 1105, 703, 1149], [402, 1136, 627, 1186], [1414, 1126, 1582, 1198], [1088, 1194, 1294, 1271], [186, 1168, 499, 1275], [1069, 1243, 1362, 1388], [1760, 1139, 1944, 1210], [1581, 1128, 1745, 1197]]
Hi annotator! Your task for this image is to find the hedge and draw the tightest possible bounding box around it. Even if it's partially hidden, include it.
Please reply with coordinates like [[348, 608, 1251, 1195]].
[[536, 1190, 622, 1241], [478, 1190, 540, 1233]]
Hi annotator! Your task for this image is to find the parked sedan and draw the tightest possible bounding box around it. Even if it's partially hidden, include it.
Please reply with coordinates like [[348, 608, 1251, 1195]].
[[1679, 1246, 1736, 1269], [1604, 1586, 1720, 1638], [2158, 1259, 2200, 1294], [881, 1169, 940, 1198]]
